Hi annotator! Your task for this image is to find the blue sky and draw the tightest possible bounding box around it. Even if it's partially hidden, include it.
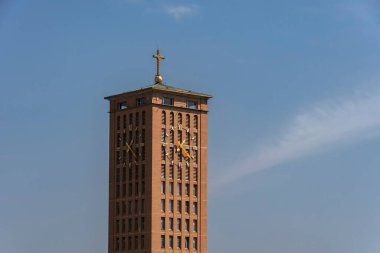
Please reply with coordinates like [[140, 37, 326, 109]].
[[1, 0, 380, 252]]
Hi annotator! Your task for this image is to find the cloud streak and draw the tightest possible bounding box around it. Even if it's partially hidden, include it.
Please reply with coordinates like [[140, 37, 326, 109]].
[[163, 4, 199, 20], [211, 87, 380, 193]]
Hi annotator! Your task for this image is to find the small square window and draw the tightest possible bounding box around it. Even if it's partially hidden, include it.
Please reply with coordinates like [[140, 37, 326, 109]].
[[187, 101, 197, 109], [136, 98, 145, 106], [119, 102, 128, 110], [163, 97, 174, 105]]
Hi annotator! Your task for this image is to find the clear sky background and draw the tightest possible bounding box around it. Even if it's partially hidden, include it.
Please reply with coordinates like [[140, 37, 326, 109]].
[[1, 0, 380, 252]]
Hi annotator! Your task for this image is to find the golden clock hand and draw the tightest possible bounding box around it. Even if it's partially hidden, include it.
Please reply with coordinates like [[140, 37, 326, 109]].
[[126, 139, 137, 159], [177, 141, 191, 159]]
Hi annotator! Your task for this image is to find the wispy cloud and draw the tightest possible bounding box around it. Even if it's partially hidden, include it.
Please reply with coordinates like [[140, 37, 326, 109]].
[[163, 4, 199, 20], [211, 86, 380, 193]]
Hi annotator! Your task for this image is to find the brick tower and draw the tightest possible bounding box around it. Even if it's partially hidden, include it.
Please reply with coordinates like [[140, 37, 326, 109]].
[[105, 50, 212, 253]]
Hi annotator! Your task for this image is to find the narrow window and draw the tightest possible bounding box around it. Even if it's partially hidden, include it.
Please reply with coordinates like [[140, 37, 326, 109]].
[[186, 132, 190, 145], [169, 236, 173, 248], [193, 133, 198, 146], [122, 184, 126, 197], [178, 113, 182, 125], [177, 200, 182, 213], [194, 167, 198, 182], [142, 111, 146, 125], [134, 236, 138, 250], [194, 150, 198, 164], [135, 112, 139, 126], [170, 147, 174, 160], [178, 130, 182, 142], [161, 217, 165, 230], [141, 129, 145, 143], [128, 219, 132, 232], [134, 218, 138, 231], [193, 220, 198, 232], [185, 219, 189, 231], [122, 237, 126, 250], [161, 146, 166, 160], [115, 238, 120, 251], [135, 165, 139, 180], [141, 217, 145, 231], [185, 184, 190, 196], [129, 113, 133, 125], [135, 147, 139, 162], [169, 218, 173, 230], [177, 165, 182, 180], [169, 200, 174, 212], [193, 237, 198, 250], [169, 182, 173, 195], [186, 114, 190, 128], [161, 235, 165, 249], [128, 201, 132, 214], [141, 146, 145, 161], [142, 165, 145, 179], [119, 102, 128, 110], [177, 236, 182, 249], [169, 165, 174, 179], [185, 237, 189, 249], [116, 151, 120, 165], [170, 112, 174, 126], [141, 235, 145, 249], [161, 164, 166, 179], [161, 111, 166, 125], [185, 201, 190, 213], [122, 219, 126, 232], [193, 202, 198, 214], [161, 199, 165, 212], [136, 97, 145, 106], [177, 183, 182, 195], [161, 181, 165, 194], [193, 184, 198, 196], [123, 115, 127, 129], [135, 130, 139, 143], [116, 167, 120, 182], [116, 185, 120, 198], [117, 116, 120, 130], [122, 201, 126, 214], [161, 128, 166, 142], [177, 218, 181, 230], [170, 130, 174, 143], [128, 236, 132, 250], [141, 200, 145, 213], [185, 165, 190, 180], [187, 100, 197, 109], [122, 150, 126, 164], [116, 202, 120, 216], [163, 97, 174, 105], [116, 220, 120, 233], [117, 133, 121, 147], [193, 115, 198, 129]]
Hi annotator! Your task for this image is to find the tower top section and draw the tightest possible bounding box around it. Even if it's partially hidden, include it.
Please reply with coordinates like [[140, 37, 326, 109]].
[[104, 50, 212, 112]]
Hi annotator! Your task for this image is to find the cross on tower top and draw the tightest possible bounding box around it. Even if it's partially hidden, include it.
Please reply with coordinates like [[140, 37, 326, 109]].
[[153, 49, 165, 84]]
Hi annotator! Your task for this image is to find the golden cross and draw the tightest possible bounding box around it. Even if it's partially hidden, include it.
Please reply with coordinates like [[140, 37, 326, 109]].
[[153, 49, 165, 83]]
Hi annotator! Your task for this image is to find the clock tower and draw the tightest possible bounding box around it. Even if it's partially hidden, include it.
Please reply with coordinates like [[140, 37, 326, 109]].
[[105, 50, 212, 253]]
